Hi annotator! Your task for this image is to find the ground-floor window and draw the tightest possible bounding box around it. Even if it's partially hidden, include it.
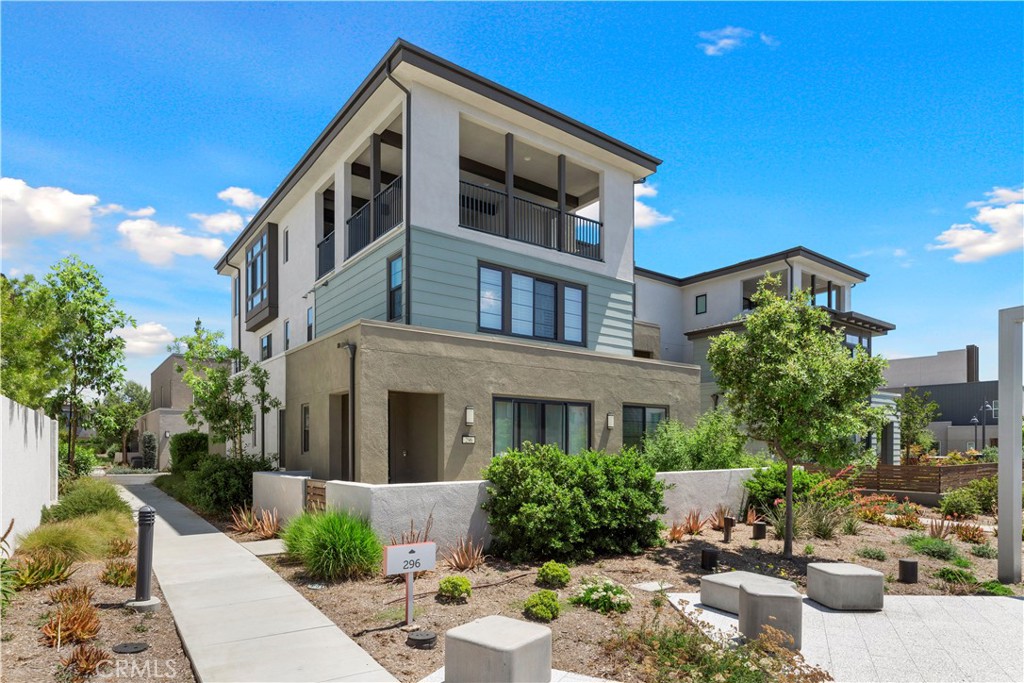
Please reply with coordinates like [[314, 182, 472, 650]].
[[622, 405, 667, 448], [301, 404, 310, 453], [493, 398, 590, 456]]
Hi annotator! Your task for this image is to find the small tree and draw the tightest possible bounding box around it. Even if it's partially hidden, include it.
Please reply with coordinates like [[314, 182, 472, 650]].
[[0, 274, 66, 409], [141, 431, 158, 469], [173, 320, 280, 457], [707, 274, 887, 557], [94, 381, 151, 463], [894, 387, 941, 456]]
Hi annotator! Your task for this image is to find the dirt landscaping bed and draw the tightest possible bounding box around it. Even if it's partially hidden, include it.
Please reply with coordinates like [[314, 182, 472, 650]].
[[261, 519, 1022, 683], [1, 561, 194, 683]]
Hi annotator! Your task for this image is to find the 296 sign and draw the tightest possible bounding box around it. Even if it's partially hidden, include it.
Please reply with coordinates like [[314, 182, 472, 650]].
[[382, 542, 437, 576]]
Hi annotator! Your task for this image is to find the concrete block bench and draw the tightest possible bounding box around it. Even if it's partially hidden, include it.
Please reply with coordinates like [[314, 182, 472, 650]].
[[700, 570, 797, 615], [738, 583, 803, 650], [445, 615, 551, 683], [807, 562, 884, 611]]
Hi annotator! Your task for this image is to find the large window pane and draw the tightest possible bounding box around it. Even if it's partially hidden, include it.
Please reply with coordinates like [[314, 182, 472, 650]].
[[568, 405, 589, 455], [544, 403, 566, 451], [517, 402, 540, 446], [480, 267, 503, 330], [646, 407, 667, 435], [494, 400, 514, 455], [511, 274, 534, 335], [534, 280, 556, 339], [564, 286, 583, 343], [622, 406, 645, 448]]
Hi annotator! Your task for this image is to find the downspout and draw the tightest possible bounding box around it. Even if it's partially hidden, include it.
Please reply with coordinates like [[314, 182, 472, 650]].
[[226, 263, 243, 359], [343, 342, 357, 481], [386, 60, 413, 325], [783, 256, 794, 296]]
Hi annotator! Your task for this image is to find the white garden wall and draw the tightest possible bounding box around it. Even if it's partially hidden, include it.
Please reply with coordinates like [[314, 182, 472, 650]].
[[255, 467, 755, 551], [1, 396, 59, 550]]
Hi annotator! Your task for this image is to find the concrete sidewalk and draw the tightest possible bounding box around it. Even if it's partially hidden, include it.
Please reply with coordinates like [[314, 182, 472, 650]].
[[119, 484, 397, 683]]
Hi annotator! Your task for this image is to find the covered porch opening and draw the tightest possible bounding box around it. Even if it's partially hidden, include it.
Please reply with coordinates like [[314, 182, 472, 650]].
[[328, 393, 351, 481], [388, 391, 442, 484]]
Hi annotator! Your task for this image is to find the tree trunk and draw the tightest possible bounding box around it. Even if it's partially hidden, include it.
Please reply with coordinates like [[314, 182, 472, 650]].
[[122, 432, 129, 465], [260, 404, 266, 459], [67, 412, 75, 469], [783, 458, 794, 558]]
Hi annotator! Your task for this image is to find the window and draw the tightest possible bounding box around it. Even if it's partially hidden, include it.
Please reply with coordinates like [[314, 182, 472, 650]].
[[260, 333, 272, 361], [246, 231, 269, 312], [388, 253, 403, 321], [301, 404, 310, 453], [478, 264, 586, 345], [284, 320, 290, 351], [306, 307, 314, 342], [622, 405, 667, 449], [990, 400, 999, 419], [695, 294, 707, 315], [233, 276, 239, 317], [493, 398, 590, 455], [283, 229, 289, 263]]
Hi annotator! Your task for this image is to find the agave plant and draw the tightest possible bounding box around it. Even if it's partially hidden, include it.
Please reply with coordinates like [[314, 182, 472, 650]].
[[40, 602, 100, 647], [229, 506, 258, 534], [61, 644, 111, 679], [254, 508, 281, 540], [928, 517, 953, 540], [443, 536, 488, 572], [708, 504, 732, 532], [682, 508, 708, 536]]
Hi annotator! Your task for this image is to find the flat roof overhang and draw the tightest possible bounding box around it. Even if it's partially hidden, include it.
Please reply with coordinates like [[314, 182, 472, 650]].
[[684, 308, 895, 340]]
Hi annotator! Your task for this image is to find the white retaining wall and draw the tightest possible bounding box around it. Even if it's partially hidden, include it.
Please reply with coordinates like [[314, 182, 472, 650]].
[[255, 467, 755, 551], [1, 396, 59, 550]]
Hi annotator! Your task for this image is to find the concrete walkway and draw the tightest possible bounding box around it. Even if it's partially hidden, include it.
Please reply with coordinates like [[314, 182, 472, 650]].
[[670, 592, 1023, 682], [118, 484, 397, 683]]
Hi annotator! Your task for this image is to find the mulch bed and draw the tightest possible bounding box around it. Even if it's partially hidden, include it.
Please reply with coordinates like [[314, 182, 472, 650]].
[[1, 561, 195, 683]]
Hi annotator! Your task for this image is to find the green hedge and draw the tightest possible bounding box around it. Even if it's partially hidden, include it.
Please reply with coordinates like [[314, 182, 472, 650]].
[[482, 443, 666, 562], [169, 431, 209, 475], [183, 454, 276, 514]]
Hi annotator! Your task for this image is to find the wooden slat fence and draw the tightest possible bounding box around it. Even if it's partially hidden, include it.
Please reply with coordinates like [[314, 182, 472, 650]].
[[305, 478, 327, 511], [806, 463, 1008, 495]]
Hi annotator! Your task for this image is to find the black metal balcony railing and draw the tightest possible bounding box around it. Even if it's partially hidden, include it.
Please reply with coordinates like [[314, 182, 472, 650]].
[[346, 176, 403, 259], [316, 231, 335, 279], [458, 180, 602, 261]]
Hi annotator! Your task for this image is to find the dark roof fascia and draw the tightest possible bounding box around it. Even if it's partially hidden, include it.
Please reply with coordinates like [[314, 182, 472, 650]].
[[638, 247, 870, 288], [827, 309, 896, 333], [634, 266, 683, 286], [216, 39, 661, 271]]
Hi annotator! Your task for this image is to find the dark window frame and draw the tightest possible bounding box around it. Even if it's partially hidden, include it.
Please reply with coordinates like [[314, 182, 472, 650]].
[[695, 293, 707, 315], [306, 306, 314, 342], [492, 397, 591, 456], [260, 333, 273, 361], [477, 262, 587, 346], [301, 403, 310, 453], [622, 404, 668, 449], [283, 228, 289, 263], [244, 223, 278, 331], [387, 252, 403, 322], [283, 320, 290, 351]]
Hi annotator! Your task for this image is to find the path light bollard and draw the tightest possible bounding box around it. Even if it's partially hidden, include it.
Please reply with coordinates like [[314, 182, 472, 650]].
[[701, 548, 719, 571], [125, 505, 161, 612], [898, 559, 918, 584], [752, 521, 767, 540], [723, 516, 736, 543]]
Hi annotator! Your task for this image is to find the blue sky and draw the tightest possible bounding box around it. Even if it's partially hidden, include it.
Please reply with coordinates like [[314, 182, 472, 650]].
[[2, 2, 1021, 385]]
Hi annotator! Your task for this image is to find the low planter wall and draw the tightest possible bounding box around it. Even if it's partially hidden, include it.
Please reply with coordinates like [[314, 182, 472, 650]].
[[254, 468, 756, 551]]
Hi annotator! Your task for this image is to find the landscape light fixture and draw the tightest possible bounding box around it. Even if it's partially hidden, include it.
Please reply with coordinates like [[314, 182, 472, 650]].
[[971, 416, 979, 450]]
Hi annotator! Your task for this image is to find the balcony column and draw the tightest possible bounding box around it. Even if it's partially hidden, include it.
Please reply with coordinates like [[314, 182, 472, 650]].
[[557, 154, 566, 252], [370, 133, 381, 239], [809, 274, 816, 304], [827, 280, 834, 308], [504, 133, 513, 238]]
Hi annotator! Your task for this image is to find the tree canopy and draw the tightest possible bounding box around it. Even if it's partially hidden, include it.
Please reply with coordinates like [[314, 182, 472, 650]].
[[0, 274, 66, 408], [94, 380, 151, 462], [894, 387, 941, 455], [707, 273, 887, 556]]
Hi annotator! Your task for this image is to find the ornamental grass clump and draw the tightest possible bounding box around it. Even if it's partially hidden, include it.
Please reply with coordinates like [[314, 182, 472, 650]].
[[281, 510, 382, 581], [41, 478, 132, 523], [570, 577, 632, 615], [17, 510, 134, 562]]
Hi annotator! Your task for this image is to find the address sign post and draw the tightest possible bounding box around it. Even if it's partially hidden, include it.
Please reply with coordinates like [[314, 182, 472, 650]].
[[382, 541, 437, 625]]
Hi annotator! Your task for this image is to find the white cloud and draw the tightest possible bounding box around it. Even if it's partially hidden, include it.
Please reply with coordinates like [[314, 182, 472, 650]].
[[891, 248, 907, 258], [217, 186, 266, 211], [634, 183, 673, 229], [116, 322, 175, 357], [698, 26, 754, 56], [190, 210, 244, 234], [117, 218, 225, 266], [929, 186, 1023, 263], [1, 177, 98, 242], [95, 204, 156, 217], [760, 33, 780, 48]]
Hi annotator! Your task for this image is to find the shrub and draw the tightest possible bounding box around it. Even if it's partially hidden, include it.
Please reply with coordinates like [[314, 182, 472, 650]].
[[570, 577, 632, 614], [41, 478, 131, 523], [40, 602, 100, 646], [281, 510, 381, 581], [902, 533, 959, 561], [853, 493, 896, 524], [803, 544, 814, 556], [954, 523, 987, 544], [17, 511, 134, 562], [964, 477, 998, 515], [523, 589, 561, 622], [100, 559, 136, 587], [743, 463, 826, 514], [169, 431, 208, 475], [976, 580, 1013, 596], [1, 559, 17, 613], [13, 553, 76, 590], [153, 473, 191, 505], [141, 431, 158, 469], [856, 547, 887, 561], [437, 575, 472, 603], [939, 488, 980, 519], [482, 443, 665, 562], [58, 444, 98, 489], [184, 454, 276, 514], [935, 567, 976, 585], [536, 561, 571, 589], [950, 556, 972, 569], [971, 543, 998, 559], [640, 410, 748, 472]]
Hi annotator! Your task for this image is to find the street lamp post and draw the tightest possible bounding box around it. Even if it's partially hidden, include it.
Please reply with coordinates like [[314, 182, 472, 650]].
[[980, 400, 995, 449], [971, 415, 979, 450]]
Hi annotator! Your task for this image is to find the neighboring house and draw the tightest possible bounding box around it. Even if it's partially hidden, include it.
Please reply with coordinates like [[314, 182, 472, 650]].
[[136, 354, 219, 469], [883, 345, 980, 388], [634, 247, 902, 463], [215, 40, 701, 483]]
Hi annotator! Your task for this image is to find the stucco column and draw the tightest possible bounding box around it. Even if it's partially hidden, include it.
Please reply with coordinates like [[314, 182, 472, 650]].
[[997, 305, 1023, 584]]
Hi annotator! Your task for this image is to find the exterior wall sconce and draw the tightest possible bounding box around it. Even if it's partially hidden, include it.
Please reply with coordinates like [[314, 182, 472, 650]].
[[606, 413, 615, 430], [465, 406, 475, 426]]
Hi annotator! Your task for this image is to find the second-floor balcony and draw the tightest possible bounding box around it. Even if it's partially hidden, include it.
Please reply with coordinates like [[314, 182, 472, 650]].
[[459, 180, 602, 260], [316, 230, 335, 280], [347, 176, 403, 259]]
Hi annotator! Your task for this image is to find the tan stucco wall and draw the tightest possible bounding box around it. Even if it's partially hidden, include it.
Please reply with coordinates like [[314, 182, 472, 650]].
[[633, 321, 662, 359], [149, 355, 194, 410], [286, 320, 701, 483]]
